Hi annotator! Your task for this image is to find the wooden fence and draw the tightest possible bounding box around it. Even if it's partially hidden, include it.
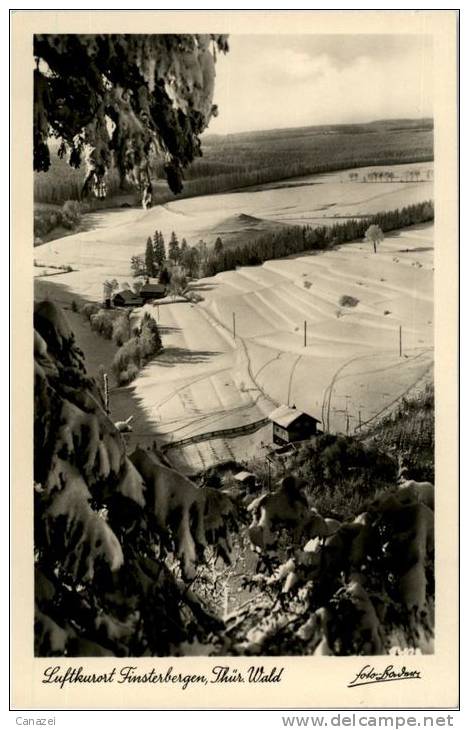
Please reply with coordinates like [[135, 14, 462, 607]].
[[161, 417, 270, 452]]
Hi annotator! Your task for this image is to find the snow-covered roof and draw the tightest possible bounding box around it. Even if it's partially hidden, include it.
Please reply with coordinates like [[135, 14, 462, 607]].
[[269, 404, 320, 428], [234, 470, 256, 482]]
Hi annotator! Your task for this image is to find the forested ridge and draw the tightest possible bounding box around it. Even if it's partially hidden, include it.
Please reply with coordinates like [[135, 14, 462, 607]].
[[35, 118, 433, 206]]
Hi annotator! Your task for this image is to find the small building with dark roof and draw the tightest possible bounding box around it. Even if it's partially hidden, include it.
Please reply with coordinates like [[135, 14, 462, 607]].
[[113, 289, 144, 307], [268, 405, 321, 446], [140, 283, 167, 302], [233, 470, 257, 492]]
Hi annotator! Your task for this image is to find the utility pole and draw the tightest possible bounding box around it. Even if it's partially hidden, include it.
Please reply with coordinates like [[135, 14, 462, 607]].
[[344, 395, 351, 436], [266, 456, 273, 491], [103, 373, 110, 415], [232, 312, 236, 339], [358, 409, 362, 429], [399, 325, 402, 357], [304, 320, 307, 347]]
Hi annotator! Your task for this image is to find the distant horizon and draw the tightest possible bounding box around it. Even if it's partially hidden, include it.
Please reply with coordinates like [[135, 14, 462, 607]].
[[208, 34, 433, 135], [203, 115, 433, 140], [45, 115, 433, 149]]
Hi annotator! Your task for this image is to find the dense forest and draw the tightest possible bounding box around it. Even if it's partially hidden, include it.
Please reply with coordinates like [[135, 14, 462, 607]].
[[34, 118, 433, 207], [202, 200, 435, 277]]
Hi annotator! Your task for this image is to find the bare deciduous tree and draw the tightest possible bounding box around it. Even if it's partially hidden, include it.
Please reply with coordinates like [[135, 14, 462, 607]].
[[364, 224, 384, 254]]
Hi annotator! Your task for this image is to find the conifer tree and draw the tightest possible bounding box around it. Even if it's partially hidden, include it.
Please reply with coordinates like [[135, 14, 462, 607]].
[[153, 231, 166, 267], [145, 237, 156, 277], [168, 231, 181, 264]]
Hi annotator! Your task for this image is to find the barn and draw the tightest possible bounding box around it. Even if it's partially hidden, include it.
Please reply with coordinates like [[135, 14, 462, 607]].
[[113, 289, 144, 307], [268, 405, 321, 446], [140, 283, 167, 302]]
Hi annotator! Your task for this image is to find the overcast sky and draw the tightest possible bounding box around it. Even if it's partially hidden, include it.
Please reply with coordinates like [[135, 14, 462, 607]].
[[208, 34, 433, 135]]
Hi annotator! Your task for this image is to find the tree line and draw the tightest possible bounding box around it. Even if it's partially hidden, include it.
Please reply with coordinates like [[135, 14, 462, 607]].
[[348, 168, 433, 183], [132, 230, 224, 281], [149, 152, 434, 206], [35, 116, 433, 207], [35, 151, 434, 208], [81, 303, 163, 385], [129, 202, 432, 284], [201, 201, 434, 277]]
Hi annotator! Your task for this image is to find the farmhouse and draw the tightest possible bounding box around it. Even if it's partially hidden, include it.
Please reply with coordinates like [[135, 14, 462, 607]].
[[140, 283, 167, 302], [269, 405, 321, 446], [113, 289, 143, 307]]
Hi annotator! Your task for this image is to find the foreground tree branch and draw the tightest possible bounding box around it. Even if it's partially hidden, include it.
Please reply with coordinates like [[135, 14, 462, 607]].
[[34, 34, 229, 207]]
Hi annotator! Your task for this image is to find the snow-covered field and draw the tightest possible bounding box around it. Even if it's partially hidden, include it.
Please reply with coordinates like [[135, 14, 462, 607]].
[[197, 223, 433, 434], [34, 162, 434, 473], [34, 161, 432, 275]]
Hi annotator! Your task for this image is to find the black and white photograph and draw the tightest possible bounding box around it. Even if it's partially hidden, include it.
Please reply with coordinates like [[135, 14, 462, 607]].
[[11, 9, 459, 711]]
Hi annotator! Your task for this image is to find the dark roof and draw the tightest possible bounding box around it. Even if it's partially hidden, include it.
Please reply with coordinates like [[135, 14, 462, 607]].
[[140, 283, 166, 295], [269, 405, 320, 428], [114, 289, 140, 301]]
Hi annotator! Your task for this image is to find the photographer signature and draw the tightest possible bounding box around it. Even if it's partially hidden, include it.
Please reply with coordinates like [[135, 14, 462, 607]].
[[348, 665, 422, 688]]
